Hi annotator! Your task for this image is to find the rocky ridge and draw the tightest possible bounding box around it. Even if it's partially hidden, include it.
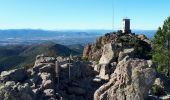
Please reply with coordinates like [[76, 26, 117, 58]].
[[0, 32, 157, 100]]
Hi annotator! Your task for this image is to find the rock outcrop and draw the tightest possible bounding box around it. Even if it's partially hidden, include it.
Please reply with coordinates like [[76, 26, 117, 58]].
[[0, 31, 155, 100], [99, 43, 121, 65], [0, 81, 35, 100], [0, 54, 99, 100], [83, 32, 151, 61], [94, 56, 156, 100], [90, 32, 156, 100]]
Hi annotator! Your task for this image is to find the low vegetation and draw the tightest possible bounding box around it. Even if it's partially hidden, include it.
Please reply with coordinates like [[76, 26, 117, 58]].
[[151, 84, 164, 96], [152, 16, 170, 76]]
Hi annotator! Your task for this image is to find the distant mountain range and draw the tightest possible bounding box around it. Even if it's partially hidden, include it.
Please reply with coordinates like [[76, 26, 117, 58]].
[[0, 42, 83, 72], [0, 29, 156, 45]]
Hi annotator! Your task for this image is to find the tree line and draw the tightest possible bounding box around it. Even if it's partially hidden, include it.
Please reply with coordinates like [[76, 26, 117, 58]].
[[152, 16, 170, 76]]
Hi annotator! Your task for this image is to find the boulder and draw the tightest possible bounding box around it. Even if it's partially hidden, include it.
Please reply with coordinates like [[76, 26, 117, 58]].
[[98, 64, 110, 80], [43, 80, 54, 89], [40, 72, 52, 81], [39, 72, 54, 89], [0, 81, 35, 100], [44, 57, 55, 63], [94, 56, 156, 100], [34, 55, 55, 66], [0, 68, 27, 82], [94, 65, 101, 73], [99, 43, 114, 64], [43, 89, 55, 97], [99, 43, 121, 64]]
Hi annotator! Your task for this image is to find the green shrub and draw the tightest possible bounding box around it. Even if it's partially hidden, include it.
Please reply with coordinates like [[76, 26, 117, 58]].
[[96, 43, 102, 49], [151, 84, 164, 96], [94, 58, 100, 64], [81, 57, 88, 62], [157, 65, 164, 73], [24, 63, 34, 70]]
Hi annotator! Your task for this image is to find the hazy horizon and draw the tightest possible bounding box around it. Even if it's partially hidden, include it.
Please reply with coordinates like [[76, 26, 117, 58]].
[[0, 28, 157, 31]]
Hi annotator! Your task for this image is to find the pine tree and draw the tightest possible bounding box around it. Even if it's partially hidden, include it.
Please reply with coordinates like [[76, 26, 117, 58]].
[[153, 16, 170, 76]]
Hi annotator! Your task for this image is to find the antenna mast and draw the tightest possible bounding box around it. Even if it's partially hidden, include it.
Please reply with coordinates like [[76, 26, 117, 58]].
[[112, 0, 114, 30]]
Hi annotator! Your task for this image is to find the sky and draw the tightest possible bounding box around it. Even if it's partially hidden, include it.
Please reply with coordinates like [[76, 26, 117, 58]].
[[0, 0, 169, 30]]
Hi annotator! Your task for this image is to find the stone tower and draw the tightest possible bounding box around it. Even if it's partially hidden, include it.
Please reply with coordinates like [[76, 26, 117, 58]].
[[122, 18, 131, 33]]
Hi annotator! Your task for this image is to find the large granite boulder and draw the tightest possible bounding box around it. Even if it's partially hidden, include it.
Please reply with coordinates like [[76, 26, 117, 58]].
[[94, 56, 156, 100], [98, 64, 110, 80], [94, 43, 122, 80], [99, 43, 114, 64], [99, 43, 121, 64]]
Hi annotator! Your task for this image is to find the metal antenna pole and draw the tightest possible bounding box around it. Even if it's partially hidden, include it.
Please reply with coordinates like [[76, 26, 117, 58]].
[[68, 53, 73, 80], [68, 56, 71, 80], [112, 0, 114, 30], [55, 61, 60, 88]]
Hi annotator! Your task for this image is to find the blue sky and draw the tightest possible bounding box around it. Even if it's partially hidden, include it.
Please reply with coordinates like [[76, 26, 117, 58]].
[[0, 0, 169, 30]]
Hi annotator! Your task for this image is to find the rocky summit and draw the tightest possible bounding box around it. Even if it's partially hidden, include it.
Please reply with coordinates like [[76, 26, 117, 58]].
[[0, 32, 157, 100], [83, 32, 151, 61]]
